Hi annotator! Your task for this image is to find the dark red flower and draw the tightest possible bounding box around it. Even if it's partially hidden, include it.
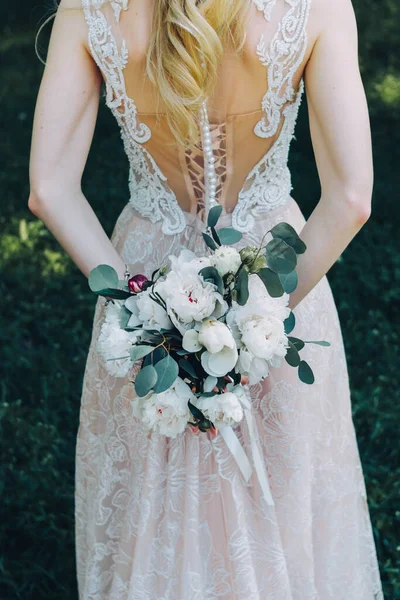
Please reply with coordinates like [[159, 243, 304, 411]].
[[128, 274, 148, 293]]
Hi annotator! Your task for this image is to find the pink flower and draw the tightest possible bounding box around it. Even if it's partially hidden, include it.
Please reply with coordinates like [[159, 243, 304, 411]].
[[128, 274, 148, 293]]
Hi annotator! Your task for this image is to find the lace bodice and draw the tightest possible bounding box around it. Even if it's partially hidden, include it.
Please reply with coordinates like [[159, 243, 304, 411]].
[[82, 0, 311, 235]]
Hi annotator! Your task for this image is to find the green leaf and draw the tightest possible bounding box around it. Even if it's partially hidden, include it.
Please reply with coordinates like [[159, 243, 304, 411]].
[[284, 311, 296, 334], [179, 359, 199, 379], [257, 268, 284, 297], [199, 266, 224, 295], [202, 232, 218, 251], [92, 288, 131, 300], [235, 267, 249, 306], [304, 340, 331, 347], [188, 400, 205, 420], [211, 227, 221, 245], [130, 345, 154, 362], [265, 238, 297, 274], [152, 346, 168, 364], [176, 348, 190, 356], [89, 264, 119, 292], [288, 336, 305, 352], [217, 228, 243, 245], [134, 365, 158, 397], [208, 204, 223, 228], [153, 355, 179, 393], [285, 341, 300, 367], [278, 270, 298, 293], [298, 360, 315, 384], [120, 305, 132, 329], [270, 222, 307, 254]]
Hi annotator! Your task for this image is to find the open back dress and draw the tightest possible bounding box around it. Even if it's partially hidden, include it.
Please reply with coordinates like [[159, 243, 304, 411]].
[[75, 0, 384, 597]]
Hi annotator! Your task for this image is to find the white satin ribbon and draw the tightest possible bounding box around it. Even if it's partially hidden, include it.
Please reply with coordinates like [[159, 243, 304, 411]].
[[219, 386, 275, 506]]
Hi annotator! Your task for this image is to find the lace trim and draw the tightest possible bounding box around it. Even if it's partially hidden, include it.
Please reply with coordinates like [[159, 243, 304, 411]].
[[82, 0, 187, 235], [252, 0, 278, 21], [254, 0, 311, 139], [232, 79, 304, 232]]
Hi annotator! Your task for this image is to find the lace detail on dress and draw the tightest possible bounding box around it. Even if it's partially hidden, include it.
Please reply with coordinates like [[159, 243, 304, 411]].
[[232, 80, 304, 232], [82, 0, 187, 235], [254, 0, 311, 138], [252, 0, 278, 21]]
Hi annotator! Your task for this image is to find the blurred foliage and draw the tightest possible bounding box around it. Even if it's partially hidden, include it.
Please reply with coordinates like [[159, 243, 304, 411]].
[[0, 0, 399, 598]]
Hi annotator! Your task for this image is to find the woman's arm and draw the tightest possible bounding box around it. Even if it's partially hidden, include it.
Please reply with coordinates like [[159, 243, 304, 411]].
[[289, 0, 373, 309], [28, 0, 126, 279]]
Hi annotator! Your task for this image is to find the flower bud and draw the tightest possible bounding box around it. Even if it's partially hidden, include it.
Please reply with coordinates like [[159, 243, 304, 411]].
[[128, 274, 148, 293], [239, 247, 266, 273], [239, 246, 259, 264]]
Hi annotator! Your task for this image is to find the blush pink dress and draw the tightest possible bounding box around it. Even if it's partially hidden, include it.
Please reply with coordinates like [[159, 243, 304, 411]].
[[75, 0, 384, 598]]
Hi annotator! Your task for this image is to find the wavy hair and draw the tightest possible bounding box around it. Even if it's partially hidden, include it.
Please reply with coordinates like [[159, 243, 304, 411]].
[[36, 0, 252, 146]]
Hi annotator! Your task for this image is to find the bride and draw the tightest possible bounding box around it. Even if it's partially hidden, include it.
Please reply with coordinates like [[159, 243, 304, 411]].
[[28, 0, 383, 597]]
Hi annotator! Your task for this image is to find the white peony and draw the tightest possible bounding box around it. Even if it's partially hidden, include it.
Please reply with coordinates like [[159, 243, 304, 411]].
[[233, 314, 288, 384], [198, 319, 236, 354], [125, 286, 172, 331], [131, 377, 194, 438], [161, 270, 227, 335], [212, 246, 242, 277], [194, 386, 245, 428], [169, 249, 212, 276], [97, 301, 142, 377], [226, 274, 290, 385], [182, 319, 238, 377], [239, 274, 291, 322]]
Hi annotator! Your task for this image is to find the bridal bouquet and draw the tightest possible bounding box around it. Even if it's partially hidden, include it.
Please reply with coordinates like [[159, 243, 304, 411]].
[[89, 206, 329, 439]]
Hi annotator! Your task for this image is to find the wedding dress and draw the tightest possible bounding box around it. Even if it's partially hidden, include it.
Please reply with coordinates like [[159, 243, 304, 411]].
[[75, 0, 384, 598]]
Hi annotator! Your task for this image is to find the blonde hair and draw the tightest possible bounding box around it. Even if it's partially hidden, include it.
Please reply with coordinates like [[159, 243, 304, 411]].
[[36, 0, 252, 146]]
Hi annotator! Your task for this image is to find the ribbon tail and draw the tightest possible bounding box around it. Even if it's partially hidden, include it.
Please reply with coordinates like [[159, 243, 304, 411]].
[[244, 407, 275, 506], [219, 426, 253, 482]]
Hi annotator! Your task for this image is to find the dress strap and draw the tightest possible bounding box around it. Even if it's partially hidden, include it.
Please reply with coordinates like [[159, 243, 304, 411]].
[[252, 0, 312, 138], [81, 0, 151, 144]]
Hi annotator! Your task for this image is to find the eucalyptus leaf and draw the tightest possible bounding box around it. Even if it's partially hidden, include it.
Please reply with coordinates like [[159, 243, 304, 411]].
[[270, 222, 307, 254], [120, 305, 132, 329], [257, 268, 284, 297], [211, 227, 221, 246], [265, 238, 297, 274], [188, 400, 205, 420], [179, 358, 198, 379], [89, 264, 119, 292], [304, 340, 331, 347], [288, 336, 305, 352], [130, 345, 154, 362], [298, 360, 315, 384], [134, 365, 158, 397], [153, 355, 179, 393], [284, 311, 296, 334], [199, 266, 224, 295], [279, 270, 298, 293], [218, 227, 243, 245], [202, 232, 218, 251], [92, 288, 131, 300], [152, 346, 168, 364], [285, 342, 300, 367], [207, 204, 223, 228], [235, 267, 249, 306]]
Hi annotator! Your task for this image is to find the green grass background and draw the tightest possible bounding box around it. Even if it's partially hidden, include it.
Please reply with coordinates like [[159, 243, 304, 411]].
[[0, 1, 399, 598]]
